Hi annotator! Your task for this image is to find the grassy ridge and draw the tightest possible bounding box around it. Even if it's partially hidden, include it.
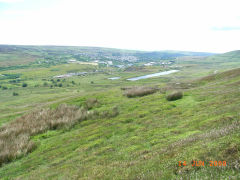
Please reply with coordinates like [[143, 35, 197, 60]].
[[0, 68, 239, 179]]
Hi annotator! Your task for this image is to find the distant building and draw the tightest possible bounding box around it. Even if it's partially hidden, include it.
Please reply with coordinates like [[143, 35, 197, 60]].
[[107, 61, 113, 65], [53, 72, 88, 78], [68, 59, 77, 63], [144, 62, 156, 66], [116, 65, 124, 68]]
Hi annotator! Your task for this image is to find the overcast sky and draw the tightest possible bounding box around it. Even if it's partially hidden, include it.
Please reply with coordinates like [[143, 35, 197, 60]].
[[0, 0, 240, 53]]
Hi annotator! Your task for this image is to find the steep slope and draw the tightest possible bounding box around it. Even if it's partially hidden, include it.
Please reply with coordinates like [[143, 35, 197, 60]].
[[0, 68, 240, 179]]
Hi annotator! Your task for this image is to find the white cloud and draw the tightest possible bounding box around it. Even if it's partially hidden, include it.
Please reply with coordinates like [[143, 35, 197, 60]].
[[0, 0, 240, 52]]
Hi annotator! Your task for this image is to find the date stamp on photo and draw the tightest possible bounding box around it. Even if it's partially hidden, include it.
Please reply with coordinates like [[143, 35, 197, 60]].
[[178, 160, 227, 167]]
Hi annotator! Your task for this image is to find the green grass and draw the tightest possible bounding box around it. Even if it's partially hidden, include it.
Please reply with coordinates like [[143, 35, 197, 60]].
[[0, 68, 240, 179], [0, 47, 240, 179]]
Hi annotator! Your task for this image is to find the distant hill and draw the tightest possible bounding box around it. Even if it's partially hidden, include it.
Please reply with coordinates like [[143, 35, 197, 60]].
[[218, 50, 240, 59], [0, 45, 216, 67], [196, 50, 240, 69], [207, 50, 240, 61], [221, 50, 240, 56], [134, 50, 216, 61]]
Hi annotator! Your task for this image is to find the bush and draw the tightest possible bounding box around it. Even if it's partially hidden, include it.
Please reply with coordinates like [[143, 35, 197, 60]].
[[120, 87, 132, 91], [123, 86, 158, 98], [22, 83, 28, 87], [166, 91, 183, 101], [43, 82, 48, 87], [85, 98, 98, 110], [100, 106, 119, 118], [2, 86, 8, 90], [13, 92, 19, 96]]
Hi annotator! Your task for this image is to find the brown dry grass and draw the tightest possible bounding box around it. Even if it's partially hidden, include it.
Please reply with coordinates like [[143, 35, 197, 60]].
[[0, 104, 90, 166], [123, 86, 158, 98], [166, 91, 183, 101], [0, 101, 120, 166], [85, 98, 98, 110]]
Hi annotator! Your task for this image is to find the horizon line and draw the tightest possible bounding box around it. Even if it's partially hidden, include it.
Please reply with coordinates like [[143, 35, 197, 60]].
[[0, 43, 222, 54]]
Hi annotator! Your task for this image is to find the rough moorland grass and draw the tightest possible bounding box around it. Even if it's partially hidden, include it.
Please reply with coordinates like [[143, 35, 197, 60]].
[[1, 60, 240, 179], [166, 91, 183, 101], [123, 86, 158, 98], [84, 98, 98, 110], [198, 67, 240, 83], [0, 98, 120, 167], [0, 104, 90, 166]]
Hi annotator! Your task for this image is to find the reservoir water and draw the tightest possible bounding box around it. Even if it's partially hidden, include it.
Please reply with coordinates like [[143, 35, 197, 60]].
[[127, 70, 179, 81]]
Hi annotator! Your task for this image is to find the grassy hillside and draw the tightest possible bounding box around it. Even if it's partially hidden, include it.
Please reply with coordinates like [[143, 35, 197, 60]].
[[204, 50, 240, 69], [0, 46, 240, 179], [0, 67, 240, 179]]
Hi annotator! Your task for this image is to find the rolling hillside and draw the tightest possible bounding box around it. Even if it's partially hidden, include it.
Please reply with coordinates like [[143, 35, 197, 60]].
[[0, 66, 239, 179], [0, 45, 215, 68], [0, 46, 239, 179], [204, 50, 240, 68]]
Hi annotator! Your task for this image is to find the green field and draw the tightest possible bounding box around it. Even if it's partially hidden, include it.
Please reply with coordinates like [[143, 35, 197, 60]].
[[0, 45, 240, 179]]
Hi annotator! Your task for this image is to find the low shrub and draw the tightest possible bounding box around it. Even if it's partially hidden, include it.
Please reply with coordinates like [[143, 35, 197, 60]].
[[120, 87, 132, 91], [22, 83, 28, 87], [166, 91, 183, 101], [123, 86, 158, 98], [13, 92, 19, 96], [100, 106, 119, 118], [85, 98, 98, 110]]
